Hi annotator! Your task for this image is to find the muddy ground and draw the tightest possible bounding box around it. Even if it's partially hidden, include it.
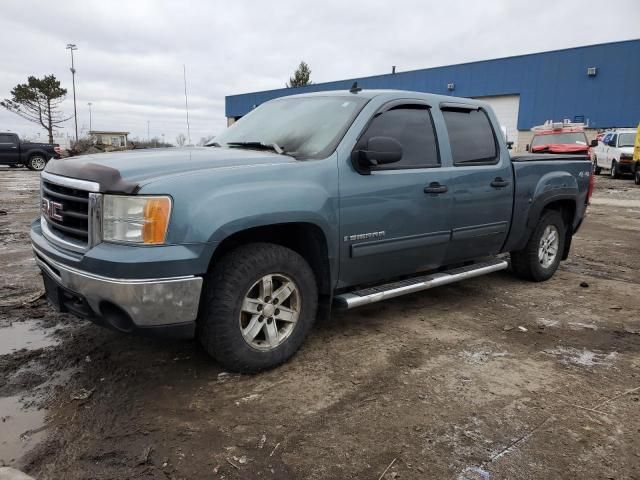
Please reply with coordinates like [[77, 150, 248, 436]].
[[1, 166, 639, 480]]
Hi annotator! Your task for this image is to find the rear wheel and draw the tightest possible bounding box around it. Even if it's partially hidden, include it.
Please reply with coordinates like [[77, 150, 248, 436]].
[[610, 160, 620, 179], [635, 170, 640, 186], [198, 243, 318, 373], [511, 210, 566, 282], [26, 155, 46, 171]]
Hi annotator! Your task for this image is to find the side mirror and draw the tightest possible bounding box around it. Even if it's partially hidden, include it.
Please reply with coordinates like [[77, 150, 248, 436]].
[[506, 141, 514, 150], [590, 139, 598, 147], [352, 136, 402, 174]]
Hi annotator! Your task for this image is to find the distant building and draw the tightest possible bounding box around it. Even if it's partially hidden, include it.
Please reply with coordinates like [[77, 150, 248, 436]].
[[90, 130, 129, 148], [225, 39, 640, 152]]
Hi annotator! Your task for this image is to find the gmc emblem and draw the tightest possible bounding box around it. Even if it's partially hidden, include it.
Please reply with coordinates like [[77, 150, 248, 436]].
[[42, 198, 64, 221]]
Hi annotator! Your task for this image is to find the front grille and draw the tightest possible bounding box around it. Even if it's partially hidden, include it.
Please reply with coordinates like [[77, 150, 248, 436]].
[[42, 180, 90, 244]]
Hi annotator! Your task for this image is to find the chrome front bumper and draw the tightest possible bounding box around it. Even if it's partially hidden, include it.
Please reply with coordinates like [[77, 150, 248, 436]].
[[33, 247, 203, 329]]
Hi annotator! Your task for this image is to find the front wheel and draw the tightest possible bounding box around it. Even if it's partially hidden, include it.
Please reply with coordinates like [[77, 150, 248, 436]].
[[635, 170, 640, 186], [593, 157, 602, 175], [511, 210, 566, 282], [198, 243, 318, 373], [610, 160, 620, 179], [26, 155, 47, 171]]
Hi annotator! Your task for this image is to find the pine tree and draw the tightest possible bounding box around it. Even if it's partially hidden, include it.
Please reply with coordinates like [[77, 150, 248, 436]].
[[286, 61, 312, 88], [1, 75, 69, 143]]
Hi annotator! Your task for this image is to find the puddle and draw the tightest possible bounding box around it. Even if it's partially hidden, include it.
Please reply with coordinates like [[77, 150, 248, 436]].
[[0, 320, 59, 356], [0, 395, 47, 465]]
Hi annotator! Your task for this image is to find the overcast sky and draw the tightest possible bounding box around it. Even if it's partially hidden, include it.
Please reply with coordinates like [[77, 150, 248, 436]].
[[0, 0, 638, 145]]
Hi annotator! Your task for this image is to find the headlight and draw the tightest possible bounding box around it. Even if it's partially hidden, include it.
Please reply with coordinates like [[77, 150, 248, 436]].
[[103, 195, 172, 244]]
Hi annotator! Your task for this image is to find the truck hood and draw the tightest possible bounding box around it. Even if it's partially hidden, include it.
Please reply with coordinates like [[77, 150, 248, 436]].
[[44, 147, 296, 193]]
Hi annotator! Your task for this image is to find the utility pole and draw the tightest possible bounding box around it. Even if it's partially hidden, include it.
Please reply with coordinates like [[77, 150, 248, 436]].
[[87, 102, 92, 132], [66, 44, 78, 142], [147, 120, 150, 143], [183, 64, 191, 146]]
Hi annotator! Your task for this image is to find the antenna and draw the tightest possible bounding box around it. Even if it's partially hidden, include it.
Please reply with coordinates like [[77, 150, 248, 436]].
[[183, 64, 191, 146], [349, 81, 362, 94]]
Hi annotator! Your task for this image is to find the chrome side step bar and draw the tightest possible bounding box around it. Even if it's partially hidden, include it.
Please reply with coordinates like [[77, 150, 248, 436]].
[[334, 259, 509, 309]]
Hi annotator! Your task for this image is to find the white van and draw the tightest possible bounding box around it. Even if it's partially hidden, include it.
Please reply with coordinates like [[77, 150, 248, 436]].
[[592, 129, 636, 178]]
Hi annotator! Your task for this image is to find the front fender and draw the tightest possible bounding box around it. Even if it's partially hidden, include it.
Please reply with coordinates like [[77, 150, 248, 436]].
[[137, 156, 340, 269], [198, 181, 337, 245]]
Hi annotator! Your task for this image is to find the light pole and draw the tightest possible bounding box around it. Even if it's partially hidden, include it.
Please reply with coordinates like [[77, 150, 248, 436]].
[[87, 102, 92, 132], [66, 44, 78, 142], [147, 120, 150, 143], [183, 65, 191, 145], [161, 133, 165, 146]]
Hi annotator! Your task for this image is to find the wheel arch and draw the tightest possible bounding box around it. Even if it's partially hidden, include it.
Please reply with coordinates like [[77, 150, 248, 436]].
[[207, 222, 333, 296], [27, 149, 50, 160]]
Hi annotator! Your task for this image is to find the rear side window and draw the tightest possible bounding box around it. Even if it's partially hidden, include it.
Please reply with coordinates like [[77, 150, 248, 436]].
[[442, 108, 498, 165], [357, 106, 439, 169], [0, 134, 16, 144]]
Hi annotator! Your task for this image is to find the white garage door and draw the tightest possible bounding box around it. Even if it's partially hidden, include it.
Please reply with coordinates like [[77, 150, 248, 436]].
[[472, 95, 520, 148]]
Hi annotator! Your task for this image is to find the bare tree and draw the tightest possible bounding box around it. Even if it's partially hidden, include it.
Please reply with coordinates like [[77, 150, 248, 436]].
[[1, 75, 69, 143], [176, 133, 187, 147]]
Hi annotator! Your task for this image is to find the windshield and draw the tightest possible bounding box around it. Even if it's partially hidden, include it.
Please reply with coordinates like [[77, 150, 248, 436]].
[[618, 133, 635, 147], [531, 132, 588, 147], [213, 96, 368, 159]]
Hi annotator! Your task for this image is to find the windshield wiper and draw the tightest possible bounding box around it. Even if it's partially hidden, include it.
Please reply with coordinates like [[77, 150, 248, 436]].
[[225, 141, 286, 155]]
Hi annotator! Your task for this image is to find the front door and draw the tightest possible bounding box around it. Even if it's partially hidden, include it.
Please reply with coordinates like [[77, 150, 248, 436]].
[[439, 106, 514, 263], [338, 102, 452, 287], [0, 134, 19, 164]]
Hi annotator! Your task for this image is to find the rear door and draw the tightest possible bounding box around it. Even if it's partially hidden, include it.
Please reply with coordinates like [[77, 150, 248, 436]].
[[0, 134, 20, 164], [338, 101, 452, 287], [439, 104, 514, 263]]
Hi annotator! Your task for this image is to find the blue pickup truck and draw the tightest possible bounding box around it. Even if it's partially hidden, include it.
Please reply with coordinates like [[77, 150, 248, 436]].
[[31, 89, 593, 372]]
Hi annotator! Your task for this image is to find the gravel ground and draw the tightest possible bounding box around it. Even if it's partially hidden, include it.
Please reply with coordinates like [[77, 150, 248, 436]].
[[1, 166, 639, 480]]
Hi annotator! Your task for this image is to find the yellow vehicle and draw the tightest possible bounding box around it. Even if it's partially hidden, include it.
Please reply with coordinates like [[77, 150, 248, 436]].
[[635, 123, 640, 185]]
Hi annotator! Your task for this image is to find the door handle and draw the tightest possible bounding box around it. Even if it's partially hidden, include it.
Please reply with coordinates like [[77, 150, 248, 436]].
[[490, 177, 509, 188], [424, 182, 448, 194]]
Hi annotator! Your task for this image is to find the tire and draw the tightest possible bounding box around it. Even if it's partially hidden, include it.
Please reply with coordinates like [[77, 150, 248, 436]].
[[510, 210, 566, 282], [610, 160, 619, 179], [635, 170, 640, 186], [26, 155, 47, 171], [198, 243, 318, 373], [593, 157, 601, 175]]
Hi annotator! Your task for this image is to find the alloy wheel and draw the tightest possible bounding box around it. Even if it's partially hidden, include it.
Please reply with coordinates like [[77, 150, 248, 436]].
[[239, 274, 300, 351]]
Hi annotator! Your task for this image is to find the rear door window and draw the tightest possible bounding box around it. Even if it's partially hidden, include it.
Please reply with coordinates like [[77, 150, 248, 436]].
[[0, 134, 17, 144], [442, 108, 498, 165]]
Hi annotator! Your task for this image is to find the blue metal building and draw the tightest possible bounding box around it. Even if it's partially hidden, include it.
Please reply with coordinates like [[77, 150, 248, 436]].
[[225, 39, 639, 148]]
